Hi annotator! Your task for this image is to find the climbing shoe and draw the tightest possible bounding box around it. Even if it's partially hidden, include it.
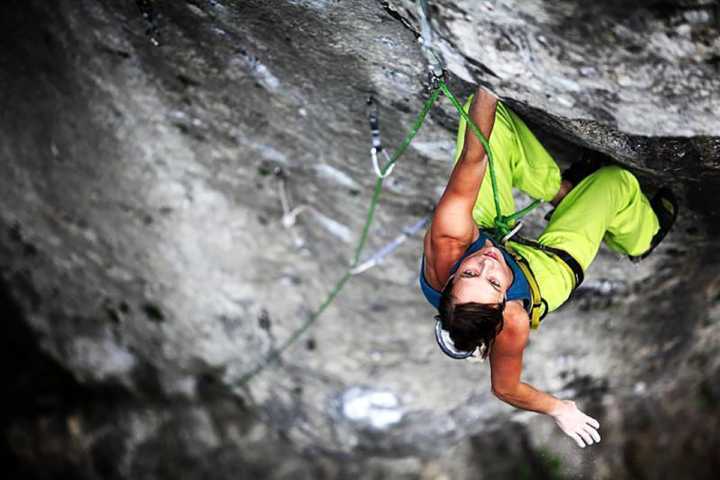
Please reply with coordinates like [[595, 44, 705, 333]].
[[562, 148, 608, 187], [629, 187, 679, 262]]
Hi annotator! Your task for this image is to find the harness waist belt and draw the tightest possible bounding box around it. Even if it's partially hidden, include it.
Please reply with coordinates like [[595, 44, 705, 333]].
[[511, 236, 585, 289]]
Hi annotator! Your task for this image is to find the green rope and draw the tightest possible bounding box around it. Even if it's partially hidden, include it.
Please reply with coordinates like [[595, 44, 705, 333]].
[[238, 87, 441, 386], [352, 87, 442, 266], [238, 271, 353, 384], [438, 82, 540, 237], [503, 199, 541, 224], [237, 80, 540, 386]]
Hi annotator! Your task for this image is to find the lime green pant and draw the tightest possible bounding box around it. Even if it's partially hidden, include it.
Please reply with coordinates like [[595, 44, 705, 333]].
[[454, 98, 659, 311]]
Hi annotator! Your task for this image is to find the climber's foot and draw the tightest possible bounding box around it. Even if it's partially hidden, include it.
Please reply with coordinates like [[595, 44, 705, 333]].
[[562, 149, 607, 188], [629, 187, 679, 262]]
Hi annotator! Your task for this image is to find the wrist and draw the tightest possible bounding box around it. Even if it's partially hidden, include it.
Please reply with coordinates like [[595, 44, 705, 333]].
[[548, 399, 573, 417]]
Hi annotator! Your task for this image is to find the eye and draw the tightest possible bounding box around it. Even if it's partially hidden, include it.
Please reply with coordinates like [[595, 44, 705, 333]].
[[489, 279, 501, 289], [462, 269, 479, 278]]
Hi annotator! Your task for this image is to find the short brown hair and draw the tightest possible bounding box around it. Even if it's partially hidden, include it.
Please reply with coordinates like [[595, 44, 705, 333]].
[[438, 276, 505, 359]]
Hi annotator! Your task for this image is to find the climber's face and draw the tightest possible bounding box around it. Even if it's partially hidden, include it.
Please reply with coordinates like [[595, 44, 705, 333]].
[[451, 240, 512, 305]]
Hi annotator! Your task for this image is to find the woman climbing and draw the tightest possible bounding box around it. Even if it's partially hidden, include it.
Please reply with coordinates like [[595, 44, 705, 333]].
[[419, 87, 678, 448]]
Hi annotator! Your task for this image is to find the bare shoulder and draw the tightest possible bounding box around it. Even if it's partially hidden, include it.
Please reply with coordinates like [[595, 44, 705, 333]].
[[422, 226, 470, 290], [495, 301, 530, 353]]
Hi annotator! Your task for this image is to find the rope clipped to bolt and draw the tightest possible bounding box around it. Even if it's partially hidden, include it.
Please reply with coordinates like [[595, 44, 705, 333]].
[[237, 86, 441, 385], [416, 0, 540, 239], [439, 82, 541, 239], [236, 1, 540, 386]]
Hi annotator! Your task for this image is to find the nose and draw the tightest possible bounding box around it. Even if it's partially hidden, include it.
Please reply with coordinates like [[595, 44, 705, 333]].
[[475, 256, 494, 273]]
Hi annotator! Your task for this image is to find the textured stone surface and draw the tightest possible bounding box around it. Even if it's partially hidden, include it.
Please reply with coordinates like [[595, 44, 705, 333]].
[[1, 0, 719, 479], [390, 0, 720, 136]]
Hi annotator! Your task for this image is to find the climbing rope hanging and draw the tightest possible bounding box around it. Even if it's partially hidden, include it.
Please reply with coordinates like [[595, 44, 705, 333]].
[[237, 0, 541, 386], [237, 88, 440, 385]]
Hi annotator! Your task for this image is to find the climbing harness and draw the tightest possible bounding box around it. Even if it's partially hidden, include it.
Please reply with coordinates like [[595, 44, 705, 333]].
[[503, 244, 551, 328], [510, 236, 585, 291]]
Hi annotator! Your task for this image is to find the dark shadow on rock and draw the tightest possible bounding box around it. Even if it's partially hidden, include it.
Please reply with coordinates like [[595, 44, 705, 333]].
[[470, 423, 568, 480], [0, 278, 128, 479]]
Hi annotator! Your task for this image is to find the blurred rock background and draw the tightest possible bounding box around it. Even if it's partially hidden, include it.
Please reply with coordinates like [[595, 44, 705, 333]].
[[0, 0, 718, 478]]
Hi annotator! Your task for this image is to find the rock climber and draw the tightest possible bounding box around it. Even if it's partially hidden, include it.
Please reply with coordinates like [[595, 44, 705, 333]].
[[419, 87, 678, 448]]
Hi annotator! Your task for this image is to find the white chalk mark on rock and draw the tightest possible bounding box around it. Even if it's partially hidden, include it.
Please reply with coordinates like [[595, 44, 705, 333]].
[[313, 164, 359, 189], [341, 387, 404, 429]]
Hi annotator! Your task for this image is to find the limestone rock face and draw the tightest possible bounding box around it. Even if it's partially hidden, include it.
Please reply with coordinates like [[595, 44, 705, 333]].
[[1, 1, 718, 479], [392, 0, 720, 137]]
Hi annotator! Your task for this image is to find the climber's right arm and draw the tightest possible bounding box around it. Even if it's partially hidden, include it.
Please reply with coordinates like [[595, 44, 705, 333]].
[[425, 88, 498, 279]]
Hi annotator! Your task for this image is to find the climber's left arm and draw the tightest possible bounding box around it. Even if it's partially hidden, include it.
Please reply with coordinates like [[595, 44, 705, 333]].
[[489, 302, 552, 411], [489, 302, 601, 448]]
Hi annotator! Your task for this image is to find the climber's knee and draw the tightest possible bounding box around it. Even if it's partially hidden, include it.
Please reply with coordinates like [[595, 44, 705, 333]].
[[588, 165, 640, 194]]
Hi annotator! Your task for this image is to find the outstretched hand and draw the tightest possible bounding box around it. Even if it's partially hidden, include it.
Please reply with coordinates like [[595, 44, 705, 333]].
[[549, 400, 601, 448]]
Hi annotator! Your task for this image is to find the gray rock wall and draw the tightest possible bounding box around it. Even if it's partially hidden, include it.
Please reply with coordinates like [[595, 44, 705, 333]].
[[1, 0, 718, 478]]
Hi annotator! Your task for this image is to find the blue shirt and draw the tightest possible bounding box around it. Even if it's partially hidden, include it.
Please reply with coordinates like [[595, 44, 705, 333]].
[[419, 231, 532, 311]]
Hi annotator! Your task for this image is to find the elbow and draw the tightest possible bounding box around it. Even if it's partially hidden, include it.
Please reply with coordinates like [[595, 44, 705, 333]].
[[492, 384, 517, 402]]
